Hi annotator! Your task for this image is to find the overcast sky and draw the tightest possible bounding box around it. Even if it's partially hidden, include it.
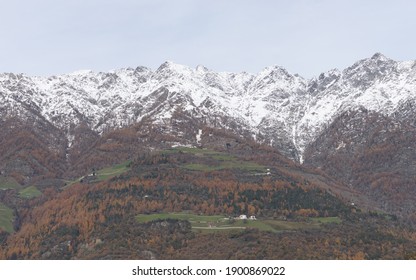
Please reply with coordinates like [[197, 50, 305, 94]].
[[0, 0, 415, 78]]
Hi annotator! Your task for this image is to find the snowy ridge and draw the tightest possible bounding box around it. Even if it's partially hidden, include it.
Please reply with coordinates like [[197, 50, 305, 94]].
[[1, 53, 416, 161], [297, 53, 416, 156]]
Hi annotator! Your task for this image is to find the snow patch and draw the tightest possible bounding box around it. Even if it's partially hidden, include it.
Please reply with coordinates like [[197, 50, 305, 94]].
[[335, 141, 346, 150], [196, 129, 202, 144], [171, 143, 196, 148]]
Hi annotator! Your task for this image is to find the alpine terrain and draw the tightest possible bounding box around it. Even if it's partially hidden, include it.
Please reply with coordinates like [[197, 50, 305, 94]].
[[0, 53, 415, 260]]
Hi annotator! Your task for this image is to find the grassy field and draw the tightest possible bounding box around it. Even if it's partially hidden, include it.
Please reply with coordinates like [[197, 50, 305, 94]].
[[183, 161, 266, 172], [137, 213, 225, 223], [0, 203, 14, 233], [136, 212, 341, 233], [0, 177, 22, 190], [311, 216, 342, 224], [95, 161, 131, 181], [64, 160, 131, 187], [163, 147, 221, 155], [18, 186, 42, 199], [137, 213, 246, 232], [164, 147, 268, 173]]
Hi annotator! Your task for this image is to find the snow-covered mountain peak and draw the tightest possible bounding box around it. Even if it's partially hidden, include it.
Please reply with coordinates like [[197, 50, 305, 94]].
[[319, 68, 341, 79], [67, 69, 94, 76], [1, 55, 416, 162], [250, 65, 306, 94], [371, 52, 389, 61], [156, 61, 192, 73], [195, 64, 209, 73], [134, 66, 151, 73], [153, 61, 198, 84], [258, 65, 293, 78]]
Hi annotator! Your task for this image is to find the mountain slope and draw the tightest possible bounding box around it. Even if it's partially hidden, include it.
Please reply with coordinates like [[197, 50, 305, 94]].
[[3, 50, 416, 258], [1, 53, 416, 222], [304, 108, 416, 220], [298, 53, 416, 157], [3, 145, 415, 260]]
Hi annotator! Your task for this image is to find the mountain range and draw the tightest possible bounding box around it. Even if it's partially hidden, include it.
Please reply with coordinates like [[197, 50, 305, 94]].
[[1, 53, 416, 216], [1, 53, 416, 161], [1, 53, 416, 259]]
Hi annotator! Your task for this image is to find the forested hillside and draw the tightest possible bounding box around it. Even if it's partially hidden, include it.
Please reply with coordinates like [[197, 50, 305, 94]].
[[1, 146, 415, 259]]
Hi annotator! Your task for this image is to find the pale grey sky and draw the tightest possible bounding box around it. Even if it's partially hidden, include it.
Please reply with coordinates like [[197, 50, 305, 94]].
[[0, 0, 415, 78]]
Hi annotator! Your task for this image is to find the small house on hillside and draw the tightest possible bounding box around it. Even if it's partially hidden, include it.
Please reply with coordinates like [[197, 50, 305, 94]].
[[80, 174, 97, 183]]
